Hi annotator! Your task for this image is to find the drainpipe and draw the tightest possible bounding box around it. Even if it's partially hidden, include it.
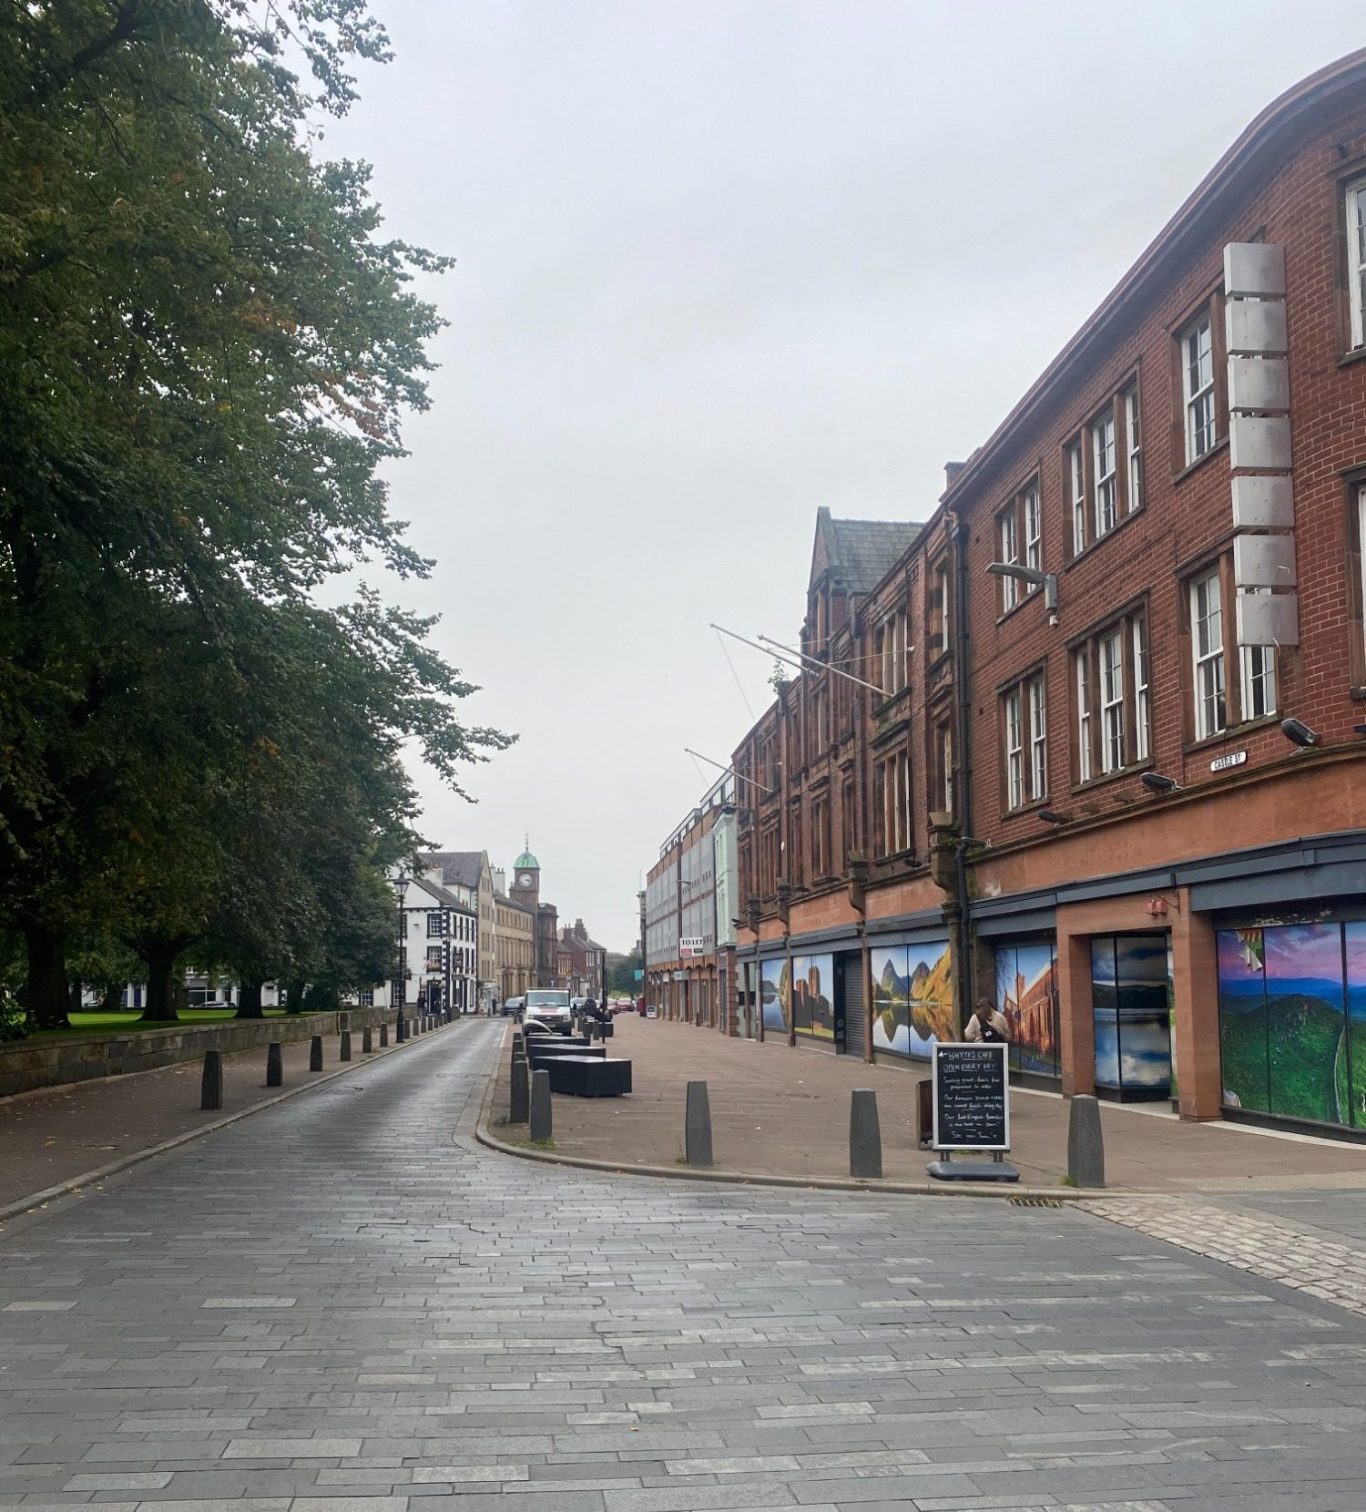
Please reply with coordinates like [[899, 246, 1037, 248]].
[[950, 510, 975, 1024]]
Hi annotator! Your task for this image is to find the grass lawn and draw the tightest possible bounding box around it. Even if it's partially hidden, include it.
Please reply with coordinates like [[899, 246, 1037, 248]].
[[18, 1007, 291, 1046]]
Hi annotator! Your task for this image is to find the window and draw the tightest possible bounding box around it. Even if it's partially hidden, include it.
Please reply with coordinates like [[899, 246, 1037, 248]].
[[811, 679, 829, 751], [1067, 384, 1142, 557], [1075, 647, 1093, 783], [1125, 384, 1142, 512], [1001, 671, 1047, 813], [928, 557, 949, 655], [1092, 409, 1117, 537], [1005, 686, 1024, 810], [427, 911, 444, 937], [425, 946, 442, 971], [1190, 572, 1226, 738], [1067, 442, 1085, 556], [1029, 674, 1048, 799], [1239, 589, 1278, 721], [876, 611, 908, 695], [998, 506, 1020, 612], [1133, 617, 1150, 763], [875, 750, 910, 856], [1074, 610, 1150, 781], [1182, 313, 1217, 464], [1349, 176, 1366, 351], [1099, 629, 1125, 774], [996, 481, 1041, 613], [358, 989, 374, 1007], [840, 776, 856, 864], [812, 794, 831, 877], [933, 720, 954, 816]]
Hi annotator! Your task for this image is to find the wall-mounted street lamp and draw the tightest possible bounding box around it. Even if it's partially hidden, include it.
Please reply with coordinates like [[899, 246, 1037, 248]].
[[1140, 772, 1182, 794], [986, 562, 1059, 623], [1280, 717, 1319, 748], [1038, 809, 1070, 825]]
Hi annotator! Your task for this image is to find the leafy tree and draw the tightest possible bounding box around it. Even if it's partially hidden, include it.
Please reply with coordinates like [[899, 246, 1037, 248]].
[[0, 1, 511, 1025]]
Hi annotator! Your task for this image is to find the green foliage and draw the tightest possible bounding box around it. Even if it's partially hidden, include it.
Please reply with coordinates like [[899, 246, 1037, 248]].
[[0, 988, 27, 1043], [0, 0, 513, 1022]]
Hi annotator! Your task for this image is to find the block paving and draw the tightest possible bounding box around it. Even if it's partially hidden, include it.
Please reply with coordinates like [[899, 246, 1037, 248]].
[[4, 1021, 1366, 1510]]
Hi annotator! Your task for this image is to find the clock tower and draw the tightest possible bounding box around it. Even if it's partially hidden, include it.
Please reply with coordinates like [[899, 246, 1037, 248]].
[[511, 842, 540, 909]]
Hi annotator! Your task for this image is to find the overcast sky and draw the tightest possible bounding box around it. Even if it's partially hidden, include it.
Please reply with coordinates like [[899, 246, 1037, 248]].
[[324, 3, 1365, 954]]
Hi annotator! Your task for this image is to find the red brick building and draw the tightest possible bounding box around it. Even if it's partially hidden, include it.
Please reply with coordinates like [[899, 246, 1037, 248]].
[[729, 51, 1366, 1140]]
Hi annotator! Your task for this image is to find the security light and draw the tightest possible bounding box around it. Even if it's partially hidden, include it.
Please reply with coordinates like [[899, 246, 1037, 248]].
[[1140, 772, 1181, 794], [1038, 809, 1070, 825], [1280, 717, 1319, 748]]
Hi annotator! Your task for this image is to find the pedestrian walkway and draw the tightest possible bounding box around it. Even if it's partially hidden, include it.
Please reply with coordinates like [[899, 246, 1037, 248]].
[[6, 1017, 1366, 1512], [0, 1014, 464, 1216], [493, 1016, 1366, 1194]]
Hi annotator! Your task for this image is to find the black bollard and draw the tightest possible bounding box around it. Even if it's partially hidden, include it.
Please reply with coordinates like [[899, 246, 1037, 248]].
[[395, 1012, 406, 1043], [340, 1030, 352, 1062], [266, 1041, 283, 1088], [362, 1025, 373, 1054], [529, 1068, 552, 1142], [849, 1089, 883, 1179], [309, 1035, 323, 1072], [1068, 1095, 1106, 1188], [510, 1053, 529, 1124], [379, 1021, 389, 1047], [685, 1080, 714, 1167], [200, 1050, 223, 1111]]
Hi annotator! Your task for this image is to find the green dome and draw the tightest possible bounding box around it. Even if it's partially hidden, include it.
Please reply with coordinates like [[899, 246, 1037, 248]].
[[514, 850, 539, 870]]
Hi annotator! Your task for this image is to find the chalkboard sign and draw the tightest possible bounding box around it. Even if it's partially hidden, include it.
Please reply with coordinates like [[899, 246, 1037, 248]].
[[931, 1042, 1009, 1151]]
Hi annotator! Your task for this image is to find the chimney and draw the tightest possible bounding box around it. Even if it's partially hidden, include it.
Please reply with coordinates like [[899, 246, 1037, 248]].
[[944, 461, 966, 488]]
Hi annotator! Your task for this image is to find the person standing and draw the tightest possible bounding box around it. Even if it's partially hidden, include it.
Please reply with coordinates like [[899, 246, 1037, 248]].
[[964, 998, 1010, 1043]]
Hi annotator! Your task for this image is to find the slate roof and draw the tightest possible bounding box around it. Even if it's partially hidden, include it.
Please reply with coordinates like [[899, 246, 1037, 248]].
[[419, 851, 486, 892], [818, 511, 923, 596], [411, 876, 477, 916]]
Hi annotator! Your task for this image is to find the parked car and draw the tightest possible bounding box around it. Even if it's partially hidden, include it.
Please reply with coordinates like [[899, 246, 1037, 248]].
[[504, 996, 524, 1018], [523, 989, 573, 1034]]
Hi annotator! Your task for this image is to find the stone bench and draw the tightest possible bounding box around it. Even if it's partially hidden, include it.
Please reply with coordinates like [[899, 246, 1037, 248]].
[[541, 1055, 632, 1097]]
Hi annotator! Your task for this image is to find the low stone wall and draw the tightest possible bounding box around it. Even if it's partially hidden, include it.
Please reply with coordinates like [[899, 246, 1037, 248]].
[[0, 1005, 399, 1099]]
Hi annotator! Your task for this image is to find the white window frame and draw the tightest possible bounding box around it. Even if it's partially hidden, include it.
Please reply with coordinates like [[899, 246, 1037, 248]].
[[999, 508, 1020, 612], [1237, 588, 1277, 722], [1125, 385, 1142, 512], [1028, 672, 1048, 801], [1068, 442, 1086, 555], [1191, 571, 1226, 739], [1099, 628, 1125, 774], [1005, 686, 1024, 810], [1182, 313, 1216, 465], [1092, 409, 1117, 538], [1076, 647, 1093, 784], [1024, 484, 1042, 578], [1349, 176, 1366, 352], [1133, 616, 1150, 763]]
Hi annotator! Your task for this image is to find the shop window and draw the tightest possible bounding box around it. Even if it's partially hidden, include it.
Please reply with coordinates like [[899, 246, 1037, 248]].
[[870, 941, 953, 1060], [791, 953, 835, 1042], [1091, 934, 1172, 1099], [994, 941, 1060, 1078], [1217, 923, 1362, 1129]]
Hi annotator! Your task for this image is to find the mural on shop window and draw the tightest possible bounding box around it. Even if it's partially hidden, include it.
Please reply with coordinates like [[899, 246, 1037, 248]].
[[871, 942, 952, 1058], [1217, 922, 1360, 1127], [760, 956, 789, 1033], [994, 942, 1059, 1077], [791, 953, 834, 1039], [1090, 934, 1171, 1093]]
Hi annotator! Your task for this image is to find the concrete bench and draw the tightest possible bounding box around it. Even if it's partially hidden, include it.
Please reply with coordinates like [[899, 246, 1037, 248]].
[[542, 1055, 632, 1097]]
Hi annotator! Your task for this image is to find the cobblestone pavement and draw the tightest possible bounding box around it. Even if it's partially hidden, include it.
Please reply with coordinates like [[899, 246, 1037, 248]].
[[6, 1022, 1366, 1512], [1082, 1193, 1366, 1319]]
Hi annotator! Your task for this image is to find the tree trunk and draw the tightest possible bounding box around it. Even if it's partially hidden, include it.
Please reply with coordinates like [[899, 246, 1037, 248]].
[[283, 979, 307, 1015], [235, 980, 265, 1019], [142, 941, 182, 1022], [99, 979, 124, 1014], [24, 922, 69, 1031]]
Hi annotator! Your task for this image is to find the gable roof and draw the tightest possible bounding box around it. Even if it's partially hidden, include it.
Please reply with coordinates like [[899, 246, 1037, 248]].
[[419, 851, 486, 892], [811, 507, 923, 596], [411, 876, 477, 915]]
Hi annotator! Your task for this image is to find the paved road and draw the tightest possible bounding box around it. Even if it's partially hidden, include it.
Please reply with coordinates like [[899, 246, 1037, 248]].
[[4, 1021, 1366, 1512]]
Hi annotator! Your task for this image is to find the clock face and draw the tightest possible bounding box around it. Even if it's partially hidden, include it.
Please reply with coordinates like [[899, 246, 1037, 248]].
[[518, 873, 534, 887]]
